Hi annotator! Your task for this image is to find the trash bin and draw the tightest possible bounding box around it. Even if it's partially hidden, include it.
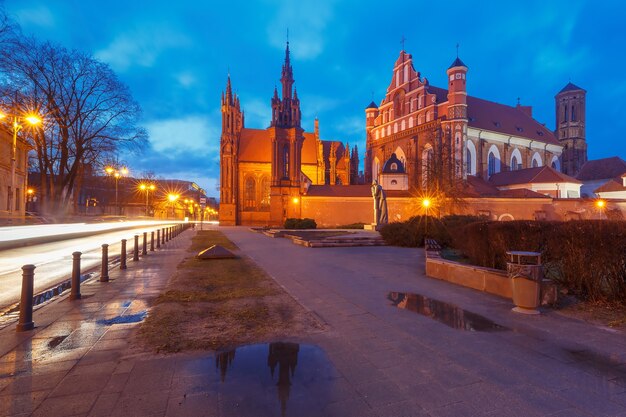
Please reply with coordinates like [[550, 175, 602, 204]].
[[507, 251, 542, 315]]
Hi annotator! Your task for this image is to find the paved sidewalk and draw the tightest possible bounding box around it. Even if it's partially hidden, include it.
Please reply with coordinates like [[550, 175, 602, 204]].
[[0, 226, 625, 417]]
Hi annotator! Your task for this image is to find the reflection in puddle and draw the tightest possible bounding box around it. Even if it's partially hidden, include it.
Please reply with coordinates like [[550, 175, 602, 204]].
[[209, 343, 333, 417], [389, 292, 508, 332], [96, 311, 146, 326]]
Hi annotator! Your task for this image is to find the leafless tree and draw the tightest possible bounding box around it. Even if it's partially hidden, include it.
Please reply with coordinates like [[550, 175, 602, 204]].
[[0, 14, 147, 215]]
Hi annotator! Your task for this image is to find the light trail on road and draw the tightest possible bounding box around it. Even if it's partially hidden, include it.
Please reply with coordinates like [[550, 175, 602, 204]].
[[0, 221, 181, 310]]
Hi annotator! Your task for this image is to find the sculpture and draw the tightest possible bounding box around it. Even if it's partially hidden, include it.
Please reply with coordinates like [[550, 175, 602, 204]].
[[371, 180, 388, 225]]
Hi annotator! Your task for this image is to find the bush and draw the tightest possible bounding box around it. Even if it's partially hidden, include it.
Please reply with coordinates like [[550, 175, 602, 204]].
[[453, 220, 626, 303], [379, 215, 484, 248], [284, 218, 317, 229], [335, 223, 365, 229]]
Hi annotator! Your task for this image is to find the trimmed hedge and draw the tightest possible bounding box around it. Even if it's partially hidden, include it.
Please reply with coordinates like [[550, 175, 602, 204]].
[[284, 218, 317, 229], [455, 221, 626, 302]]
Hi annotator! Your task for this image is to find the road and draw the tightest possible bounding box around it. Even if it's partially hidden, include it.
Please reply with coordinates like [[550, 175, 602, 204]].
[[0, 221, 179, 310]]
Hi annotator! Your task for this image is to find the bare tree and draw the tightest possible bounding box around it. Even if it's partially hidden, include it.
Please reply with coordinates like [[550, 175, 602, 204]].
[[0, 29, 147, 215]]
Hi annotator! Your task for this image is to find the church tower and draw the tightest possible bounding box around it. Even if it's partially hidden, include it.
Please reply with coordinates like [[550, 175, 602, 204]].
[[364, 101, 379, 184], [269, 42, 305, 225], [555, 82, 587, 176], [219, 75, 244, 225], [446, 55, 468, 180]]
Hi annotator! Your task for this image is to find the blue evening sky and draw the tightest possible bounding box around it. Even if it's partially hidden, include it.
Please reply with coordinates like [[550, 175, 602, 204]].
[[6, 0, 625, 197]]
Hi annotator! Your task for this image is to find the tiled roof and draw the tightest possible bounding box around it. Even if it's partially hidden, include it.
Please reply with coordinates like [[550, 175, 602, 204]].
[[239, 129, 271, 163], [305, 184, 410, 198], [238, 128, 318, 165], [463, 176, 548, 198], [576, 157, 626, 181], [489, 166, 581, 186], [594, 178, 626, 193], [426, 86, 558, 145], [559, 82, 585, 93]]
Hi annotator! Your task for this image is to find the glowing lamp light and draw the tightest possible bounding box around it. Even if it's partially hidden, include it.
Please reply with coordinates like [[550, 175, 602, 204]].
[[422, 198, 431, 208], [105, 166, 114, 174], [168, 194, 179, 202], [596, 200, 606, 209], [292, 197, 299, 204], [27, 188, 34, 195], [120, 167, 128, 175], [25, 115, 42, 125], [149, 184, 155, 191], [139, 183, 147, 191]]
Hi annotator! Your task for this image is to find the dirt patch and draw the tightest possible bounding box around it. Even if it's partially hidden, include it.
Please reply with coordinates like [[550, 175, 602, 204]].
[[556, 297, 626, 330], [136, 230, 324, 353]]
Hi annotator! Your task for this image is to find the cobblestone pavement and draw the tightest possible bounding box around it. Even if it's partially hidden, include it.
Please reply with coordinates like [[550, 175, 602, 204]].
[[0, 226, 625, 417]]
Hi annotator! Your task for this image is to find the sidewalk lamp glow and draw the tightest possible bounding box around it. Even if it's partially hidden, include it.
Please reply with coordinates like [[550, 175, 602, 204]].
[[422, 198, 431, 208], [0, 111, 43, 213], [104, 165, 128, 215], [292, 197, 299, 204], [596, 199, 605, 209]]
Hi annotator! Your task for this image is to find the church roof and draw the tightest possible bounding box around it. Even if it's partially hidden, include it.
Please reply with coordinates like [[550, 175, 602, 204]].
[[594, 177, 626, 193], [366, 101, 378, 109], [448, 57, 467, 69], [559, 82, 585, 93], [576, 157, 626, 181], [305, 184, 410, 197], [465, 95, 559, 145], [238, 128, 317, 165], [488, 166, 581, 186], [463, 176, 549, 198]]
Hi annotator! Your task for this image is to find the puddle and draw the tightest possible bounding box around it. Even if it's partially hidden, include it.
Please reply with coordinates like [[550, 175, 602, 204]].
[[96, 311, 147, 326], [388, 292, 508, 332], [177, 343, 337, 416]]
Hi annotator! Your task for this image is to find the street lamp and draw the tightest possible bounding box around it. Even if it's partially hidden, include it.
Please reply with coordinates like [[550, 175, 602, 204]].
[[104, 166, 128, 215], [26, 188, 34, 212], [596, 199, 606, 219], [0, 112, 42, 213], [139, 183, 156, 216], [168, 193, 179, 219], [422, 198, 431, 239]]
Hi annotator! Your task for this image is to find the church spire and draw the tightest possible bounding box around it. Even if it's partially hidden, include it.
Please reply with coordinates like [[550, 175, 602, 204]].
[[224, 74, 233, 106], [281, 42, 294, 100]]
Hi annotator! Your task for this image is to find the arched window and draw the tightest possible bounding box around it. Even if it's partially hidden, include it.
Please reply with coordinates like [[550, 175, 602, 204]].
[[375, 130, 379, 140], [260, 176, 270, 209], [426, 111, 432, 122], [466, 140, 477, 176], [510, 148, 522, 171], [394, 123, 398, 133], [511, 156, 518, 171], [422, 145, 434, 188], [244, 177, 256, 210], [550, 155, 560, 171], [401, 120, 406, 130], [409, 117, 414, 128], [418, 114, 424, 124], [563, 105, 568, 122], [391, 179, 398, 185], [488, 153, 496, 177], [387, 126, 391, 136], [571, 105, 576, 122], [390, 163, 398, 171], [282, 145, 289, 179], [531, 152, 542, 168], [403, 65, 408, 83], [396, 70, 400, 87], [487, 145, 501, 177]]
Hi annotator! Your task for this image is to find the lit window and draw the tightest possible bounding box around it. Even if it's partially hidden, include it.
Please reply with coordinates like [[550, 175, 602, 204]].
[[244, 177, 256, 209], [488, 153, 496, 177]]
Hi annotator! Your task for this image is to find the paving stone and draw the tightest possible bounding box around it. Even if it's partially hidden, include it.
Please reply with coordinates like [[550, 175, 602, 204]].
[[0, 389, 50, 415], [31, 391, 98, 417]]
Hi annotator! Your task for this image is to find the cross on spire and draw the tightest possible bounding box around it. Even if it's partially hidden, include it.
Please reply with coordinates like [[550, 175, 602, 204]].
[[456, 43, 459, 58], [400, 35, 406, 51]]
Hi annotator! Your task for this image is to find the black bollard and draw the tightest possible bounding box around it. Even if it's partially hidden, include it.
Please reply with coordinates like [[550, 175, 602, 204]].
[[142, 232, 148, 255], [16, 265, 35, 331], [156, 230, 161, 248], [133, 235, 139, 261], [100, 244, 109, 282], [150, 231, 155, 251], [161, 228, 165, 244], [70, 252, 82, 300], [120, 239, 127, 269]]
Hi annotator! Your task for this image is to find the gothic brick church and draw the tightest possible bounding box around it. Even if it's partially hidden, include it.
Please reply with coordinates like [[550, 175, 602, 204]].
[[219, 43, 358, 226], [364, 50, 587, 192]]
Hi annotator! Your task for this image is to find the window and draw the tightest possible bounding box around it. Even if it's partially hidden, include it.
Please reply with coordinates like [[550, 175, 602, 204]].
[[260, 177, 270, 209], [571, 105, 576, 122], [511, 156, 518, 171], [488, 152, 496, 177], [532, 158, 539, 168], [15, 188, 19, 211], [401, 120, 405, 130], [396, 70, 400, 87], [563, 105, 568, 122], [403, 65, 408, 83], [282, 145, 289, 179], [466, 150, 472, 175], [244, 177, 256, 209], [391, 180, 398, 185], [375, 130, 379, 140], [409, 117, 414, 128], [394, 123, 398, 133], [390, 163, 398, 171], [422, 146, 434, 188], [551, 161, 557, 169], [387, 126, 391, 136]]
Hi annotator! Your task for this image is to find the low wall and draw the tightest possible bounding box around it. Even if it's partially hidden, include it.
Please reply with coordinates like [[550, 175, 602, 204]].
[[425, 253, 557, 305]]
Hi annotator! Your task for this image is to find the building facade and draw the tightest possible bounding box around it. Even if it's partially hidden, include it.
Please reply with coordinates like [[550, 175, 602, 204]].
[[364, 50, 584, 190], [0, 126, 29, 224], [219, 43, 358, 226]]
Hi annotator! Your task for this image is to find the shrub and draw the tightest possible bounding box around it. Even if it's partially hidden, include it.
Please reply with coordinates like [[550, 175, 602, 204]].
[[380, 215, 484, 248], [452, 220, 626, 303], [336, 223, 365, 229], [284, 218, 317, 229]]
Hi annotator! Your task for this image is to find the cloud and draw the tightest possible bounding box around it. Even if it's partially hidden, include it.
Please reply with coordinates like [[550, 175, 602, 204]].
[[175, 71, 196, 88], [301, 95, 341, 119], [266, 0, 336, 60], [145, 115, 218, 157], [95, 26, 191, 72], [14, 4, 55, 28]]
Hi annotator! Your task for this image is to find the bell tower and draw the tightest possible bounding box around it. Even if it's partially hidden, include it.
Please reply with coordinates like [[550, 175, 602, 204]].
[[269, 42, 304, 225], [555, 82, 587, 176], [446, 53, 468, 180], [219, 75, 244, 225]]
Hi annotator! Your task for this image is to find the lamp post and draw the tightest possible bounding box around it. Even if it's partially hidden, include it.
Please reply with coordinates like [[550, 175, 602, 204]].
[[26, 188, 34, 212], [422, 198, 431, 239], [0, 112, 42, 213], [168, 193, 179, 219], [596, 199, 606, 220], [105, 166, 128, 215], [139, 183, 156, 216]]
